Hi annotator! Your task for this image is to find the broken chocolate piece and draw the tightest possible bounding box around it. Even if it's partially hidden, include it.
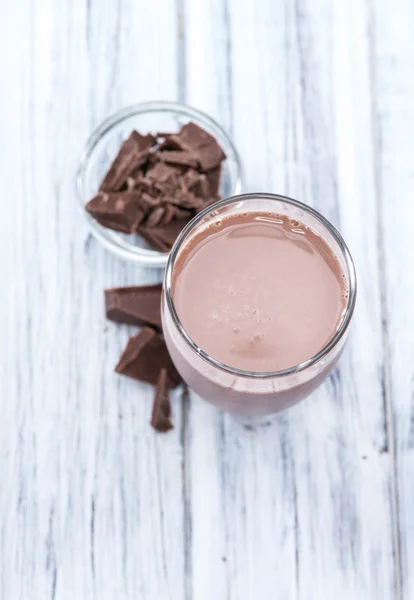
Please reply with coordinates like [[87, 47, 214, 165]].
[[206, 167, 222, 197], [157, 134, 188, 152], [151, 368, 173, 432], [181, 168, 201, 191], [175, 121, 216, 151], [160, 203, 175, 226], [138, 192, 161, 212], [167, 191, 204, 211], [138, 218, 192, 251], [193, 174, 209, 199], [146, 161, 179, 182], [146, 206, 166, 228], [99, 131, 155, 192], [159, 150, 199, 169], [115, 327, 181, 388], [105, 284, 162, 330], [196, 142, 226, 172], [86, 191, 144, 233]]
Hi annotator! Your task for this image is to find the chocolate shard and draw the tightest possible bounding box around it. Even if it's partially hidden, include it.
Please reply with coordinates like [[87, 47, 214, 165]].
[[157, 134, 188, 152], [126, 176, 137, 190], [138, 192, 161, 212], [176, 121, 217, 151], [159, 203, 175, 226], [105, 284, 162, 330], [146, 206, 166, 228], [171, 206, 193, 220], [181, 168, 201, 191], [151, 368, 173, 432], [86, 191, 144, 233], [99, 131, 155, 192], [146, 161, 179, 182], [167, 190, 204, 211], [115, 327, 181, 388], [193, 174, 209, 199], [196, 141, 226, 172], [136, 177, 158, 197], [159, 150, 199, 169], [138, 218, 192, 251], [206, 166, 222, 197]]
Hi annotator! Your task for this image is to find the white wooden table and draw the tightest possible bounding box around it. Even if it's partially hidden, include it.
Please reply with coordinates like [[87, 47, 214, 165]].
[[1, 0, 413, 598]]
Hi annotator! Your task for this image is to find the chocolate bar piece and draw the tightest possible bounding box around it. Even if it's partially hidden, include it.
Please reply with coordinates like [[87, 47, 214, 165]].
[[174, 121, 216, 150], [196, 142, 226, 172], [159, 150, 199, 169], [86, 191, 144, 233], [115, 327, 181, 388], [151, 368, 173, 432], [138, 218, 192, 252], [105, 284, 162, 330], [99, 131, 155, 192]]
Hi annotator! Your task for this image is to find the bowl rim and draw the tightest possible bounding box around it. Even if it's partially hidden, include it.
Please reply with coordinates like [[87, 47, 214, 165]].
[[76, 101, 243, 267], [164, 192, 357, 379]]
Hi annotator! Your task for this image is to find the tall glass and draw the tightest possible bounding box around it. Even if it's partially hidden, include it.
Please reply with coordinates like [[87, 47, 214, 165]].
[[162, 193, 356, 418]]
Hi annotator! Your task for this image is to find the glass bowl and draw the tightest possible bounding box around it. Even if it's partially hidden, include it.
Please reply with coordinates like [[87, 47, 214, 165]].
[[76, 101, 243, 268]]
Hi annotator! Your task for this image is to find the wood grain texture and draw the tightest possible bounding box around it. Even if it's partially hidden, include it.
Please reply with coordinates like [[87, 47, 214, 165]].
[[1, 1, 185, 599], [183, 0, 396, 598], [0, 0, 410, 598], [372, 1, 414, 597]]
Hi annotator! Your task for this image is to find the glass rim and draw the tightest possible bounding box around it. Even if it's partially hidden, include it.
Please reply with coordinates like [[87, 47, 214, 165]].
[[164, 192, 357, 379], [75, 100, 243, 267]]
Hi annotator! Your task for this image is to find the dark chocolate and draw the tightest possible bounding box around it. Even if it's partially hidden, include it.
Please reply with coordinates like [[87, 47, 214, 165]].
[[86, 121, 227, 250], [115, 327, 181, 388], [86, 191, 144, 233], [151, 368, 173, 432], [105, 284, 162, 330], [99, 131, 155, 192]]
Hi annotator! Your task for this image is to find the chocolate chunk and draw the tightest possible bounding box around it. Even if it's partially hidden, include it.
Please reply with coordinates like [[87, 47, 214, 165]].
[[126, 176, 137, 190], [138, 192, 161, 212], [116, 327, 181, 388], [151, 368, 173, 432], [159, 150, 199, 169], [176, 122, 216, 151], [146, 206, 166, 228], [99, 131, 155, 192], [139, 218, 192, 251], [181, 168, 201, 191], [206, 166, 222, 196], [105, 284, 162, 330], [86, 191, 144, 233], [193, 174, 209, 199], [146, 161, 179, 182], [171, 206, 193, 220], [136, 177, 157, 196], [196, 142, 226, 172], [160, 203, 175, 226], [167, 191, 204, 211], [157, 134, 188, 152]]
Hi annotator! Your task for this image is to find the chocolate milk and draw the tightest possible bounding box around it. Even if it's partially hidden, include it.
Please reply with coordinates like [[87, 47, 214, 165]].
[[172, 212, 347, 372]]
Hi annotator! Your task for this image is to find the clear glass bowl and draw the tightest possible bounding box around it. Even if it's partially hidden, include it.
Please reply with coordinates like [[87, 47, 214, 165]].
[[76, 101, 243, 268]]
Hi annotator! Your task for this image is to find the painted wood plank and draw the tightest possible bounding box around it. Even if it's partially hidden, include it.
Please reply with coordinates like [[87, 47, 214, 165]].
[[0, 1, 185, 599], [183, 0, 396, 598], [371, 1, 414, 597]]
